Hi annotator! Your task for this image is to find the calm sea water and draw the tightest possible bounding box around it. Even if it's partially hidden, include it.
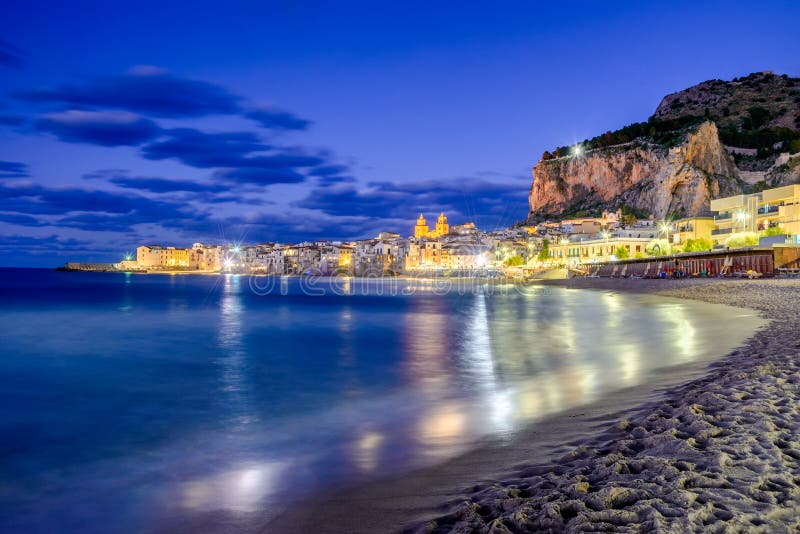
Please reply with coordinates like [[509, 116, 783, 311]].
[[0, 268, 758, 532]]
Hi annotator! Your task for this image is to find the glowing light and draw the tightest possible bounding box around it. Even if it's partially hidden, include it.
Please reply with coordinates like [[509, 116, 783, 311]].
[[354, 431, 384, 472], [224, 259, 234, 270], [571, 144, 584, 157], [736, 211, 749, 223], [475, 255, 487, 267]]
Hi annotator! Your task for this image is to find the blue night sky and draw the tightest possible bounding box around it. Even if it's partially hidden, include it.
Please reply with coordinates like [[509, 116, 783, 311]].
[[0, 0, 798, 266]]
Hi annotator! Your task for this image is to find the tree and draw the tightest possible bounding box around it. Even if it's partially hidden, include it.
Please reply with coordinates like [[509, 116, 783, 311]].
[[762, 225, 784, 237], [742, 106, 771, 130], [682, 238, 713, 253], [537, 239, 550, 261], [614, 246, 629, 260], [725, 232, 759, 249], [504, 255, 524, 266]]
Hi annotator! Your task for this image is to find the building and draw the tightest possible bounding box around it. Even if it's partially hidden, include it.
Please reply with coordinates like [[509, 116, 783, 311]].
[[319, 244, 354, 275], [616, 224, 659, 240], [451, 222, 477, 236], [414, 214, 430, 238], [601, 209, 622, 228], [352, 238, 405, 276], [761, 185, 800, 236], [136, 245, 191, 269], [548, 235, 652, 264], [189, 244, 223, 271], [405, 238, 443, 271], [284, 245, 321, 274], [441, 243, 491, 270], [559, 218, 603, 235], [413, 213, 450, 238], [710, 184, 800, 244], [671, 217, 715, 246]]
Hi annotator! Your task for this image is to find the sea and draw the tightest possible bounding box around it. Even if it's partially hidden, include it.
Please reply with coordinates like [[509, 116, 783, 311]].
[[0, 268, 759, 532]]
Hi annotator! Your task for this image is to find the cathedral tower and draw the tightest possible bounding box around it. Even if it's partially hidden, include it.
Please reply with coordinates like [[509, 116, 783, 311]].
[[435, 212, 449, 236], [414, 214, 429, 238]]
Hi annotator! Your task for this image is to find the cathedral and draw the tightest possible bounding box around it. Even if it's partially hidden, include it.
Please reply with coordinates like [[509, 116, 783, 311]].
[[414, 213, 450, 238]]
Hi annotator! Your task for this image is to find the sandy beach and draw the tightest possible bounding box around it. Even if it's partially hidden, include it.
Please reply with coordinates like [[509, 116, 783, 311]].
[[268, 277, 800, 533]]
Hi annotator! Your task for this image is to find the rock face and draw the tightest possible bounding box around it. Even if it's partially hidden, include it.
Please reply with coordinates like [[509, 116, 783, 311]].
[[528, 122, 742, 219], [653, 71, 800, 130]]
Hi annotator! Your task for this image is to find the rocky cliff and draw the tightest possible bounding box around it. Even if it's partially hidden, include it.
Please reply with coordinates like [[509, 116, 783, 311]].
[[528, 71, 800, 220], [653, 71, 800, 130], [528, 121, 742, 219]]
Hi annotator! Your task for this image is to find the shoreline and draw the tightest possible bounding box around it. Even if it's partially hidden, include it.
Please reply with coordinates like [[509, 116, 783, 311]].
[[262, 278, 783, 533], [409, 278, 800, 532]]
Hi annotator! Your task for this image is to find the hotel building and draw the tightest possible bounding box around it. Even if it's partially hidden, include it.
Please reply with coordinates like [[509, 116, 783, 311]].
[[710, 184, 800, 244]]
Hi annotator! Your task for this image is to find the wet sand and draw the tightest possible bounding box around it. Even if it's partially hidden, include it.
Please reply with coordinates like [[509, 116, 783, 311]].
[[266, 278, 787, 533]]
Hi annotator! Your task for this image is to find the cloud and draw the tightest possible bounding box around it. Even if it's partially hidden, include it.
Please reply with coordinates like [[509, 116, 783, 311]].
[[0, 38, 23, 69], [0, 213, 43, 226], [0, 160, 28, 178], [245, 105, 312, 131], [176, 211, 372, 245], [0, 182, 198, 230], [0, 234, 96, 253], [295, 177, 529, 231], [307, 164, 356, 184], [0, 234, 132, 266], [213, 167, 306, 185], [140, 128, 268, 167], [35, 110, 161, 146], [140, 128, 326, 184], [17, 68, 240, 117], [84, 169, 229, 194]]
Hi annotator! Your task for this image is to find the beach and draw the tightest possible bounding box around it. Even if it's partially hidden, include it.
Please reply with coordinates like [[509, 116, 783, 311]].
[[270, 277, 800, 533]]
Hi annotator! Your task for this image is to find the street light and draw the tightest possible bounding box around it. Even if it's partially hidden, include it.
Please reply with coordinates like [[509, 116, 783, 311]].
[[659, 222, 673, 253], [735, 211, 749, 233]]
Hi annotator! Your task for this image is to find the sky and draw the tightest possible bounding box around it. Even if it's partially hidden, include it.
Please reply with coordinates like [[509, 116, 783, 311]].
[[0, 0, 798, 266]]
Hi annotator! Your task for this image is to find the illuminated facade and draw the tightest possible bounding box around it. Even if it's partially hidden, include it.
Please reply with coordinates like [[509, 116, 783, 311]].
[[671, 217, 715, 245], [710, 184, 800, 244], [136, 245, 191, 269], [405, 239, 442, 270], [414, 214, 429, 238], [413, 213, 450, 238], [548, 236, 651, 264], [190, 243, 223, 271]]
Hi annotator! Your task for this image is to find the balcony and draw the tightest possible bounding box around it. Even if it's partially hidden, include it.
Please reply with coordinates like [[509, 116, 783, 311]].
[[757, 205, 780, 216], [714, 212, 733, 222], [711, 227, 734, 236]]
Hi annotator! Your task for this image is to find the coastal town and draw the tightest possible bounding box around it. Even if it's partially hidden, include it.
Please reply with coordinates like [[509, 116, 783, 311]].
[[66, 182, 800, 278]]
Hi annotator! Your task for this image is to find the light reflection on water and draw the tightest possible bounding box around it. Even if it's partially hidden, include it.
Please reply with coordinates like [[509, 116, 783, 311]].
[[0, 272, 762, 532]]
